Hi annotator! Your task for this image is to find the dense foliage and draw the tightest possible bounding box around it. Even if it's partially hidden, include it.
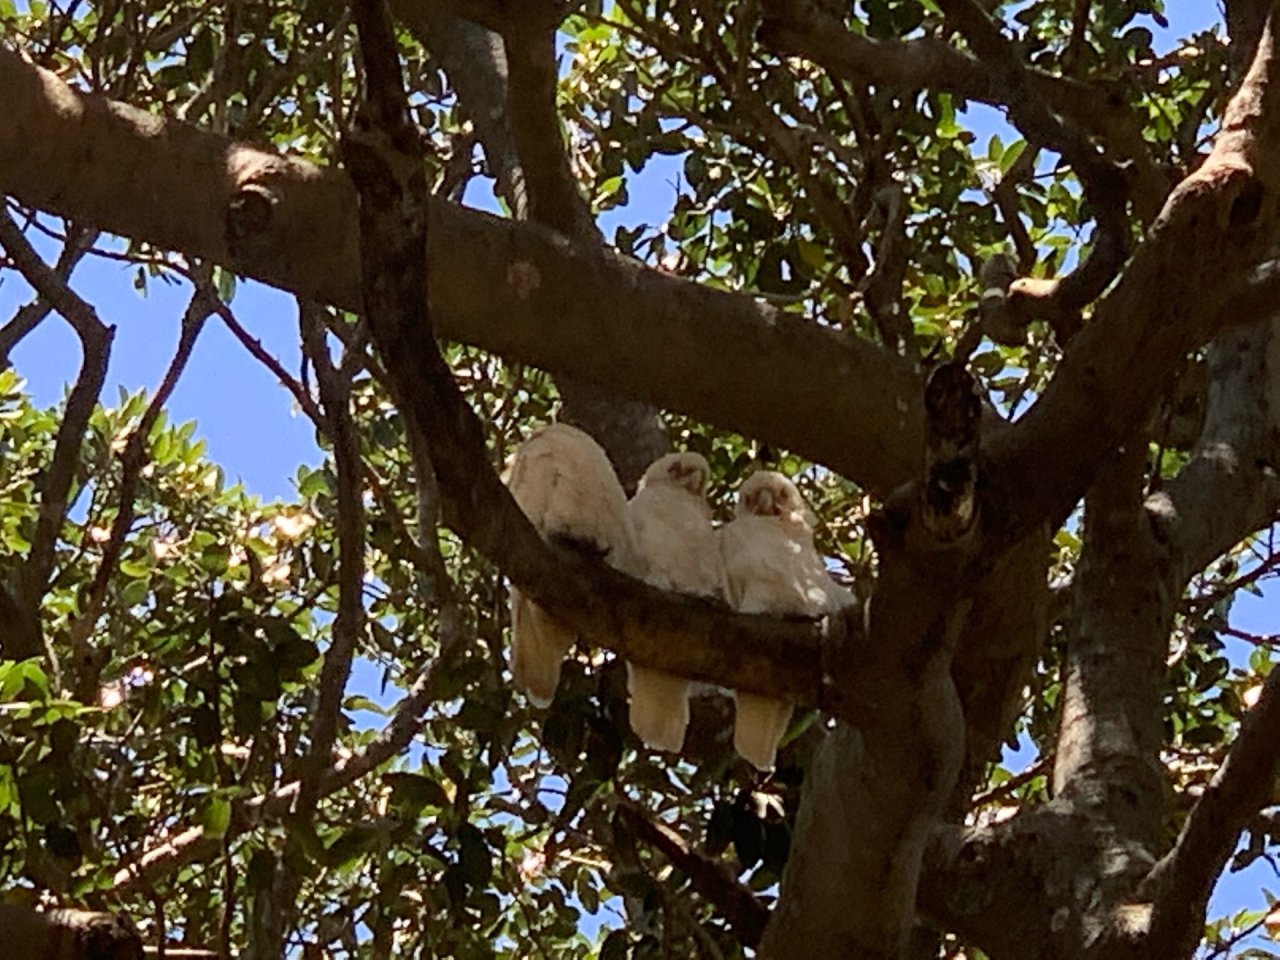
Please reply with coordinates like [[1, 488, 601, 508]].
[[1, 1, 1279, 958]]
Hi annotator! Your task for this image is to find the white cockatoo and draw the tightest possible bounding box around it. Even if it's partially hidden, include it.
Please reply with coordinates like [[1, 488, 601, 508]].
[[720, 470, 851, 770], [503, 423, 638, 707], [625, 452, 725, 752]]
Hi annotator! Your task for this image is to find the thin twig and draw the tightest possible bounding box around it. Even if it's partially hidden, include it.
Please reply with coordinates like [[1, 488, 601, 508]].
[[69, 273, 214, 699], [0, 203, 114, 665]]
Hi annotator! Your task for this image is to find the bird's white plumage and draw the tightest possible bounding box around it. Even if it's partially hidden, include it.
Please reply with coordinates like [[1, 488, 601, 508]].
[[720, 470, 851, 770], [504, 423, 636, 707], [625, 452, 725, 752]]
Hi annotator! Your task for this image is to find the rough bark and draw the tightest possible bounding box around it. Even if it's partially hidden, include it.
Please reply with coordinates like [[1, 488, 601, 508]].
[[921, 311, 1280, 960], [8, 7, 1280, 958]]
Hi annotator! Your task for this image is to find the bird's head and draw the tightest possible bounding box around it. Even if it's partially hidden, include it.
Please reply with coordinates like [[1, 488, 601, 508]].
[[641, 452, 711, 498], [736, 470, 815, 528]]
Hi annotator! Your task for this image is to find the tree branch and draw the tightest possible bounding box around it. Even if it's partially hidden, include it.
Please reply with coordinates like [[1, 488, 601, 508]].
[[1052, 445, 1170, 854], [757, 0, 1167, 219], [389, 3, 527, 213], [986, 12, 1280, 549], [69, 277, 213, 700], [1156, 313, 1280, 585], [614, 801, 768, 949], [294, 302, 367, 814], [0, 204, 114, 664], [934, 0, 1131, 335], [0, 46, 922, 496], [1138, 662, 1280, 957], [0, 219, 97, 365], [0, 904, 141, 959]]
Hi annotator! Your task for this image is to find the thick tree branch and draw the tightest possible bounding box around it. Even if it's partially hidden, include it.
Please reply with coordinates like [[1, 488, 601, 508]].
[[761, 377, 978, 959], [927, 301, 1280, 960], [918, 806, 1108, 959], [500, 19, 593, 238], [389, 4, 527, 213], [986, 14, 1280, 549], [1052, 445, 1171, 854], [0, 904, 142, 959], [1156, 314, 1280, 585], [0, 47, 921, 496]]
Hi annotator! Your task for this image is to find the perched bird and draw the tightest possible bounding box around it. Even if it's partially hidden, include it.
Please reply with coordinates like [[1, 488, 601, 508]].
[[625, 452, 725, 752], [720, 470, 851, 770], [503, 423, 637, 707]]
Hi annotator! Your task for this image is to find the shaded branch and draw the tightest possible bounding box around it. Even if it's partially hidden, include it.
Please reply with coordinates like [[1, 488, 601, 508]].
[[294, 302, 367, 813], [389, 3, 527, 213], [0, 904, 141, 959], [614, 801, 768, 949], [985, 13, 1280, 550], [1156, 313, 1280, 584], [1051, 445, 1170, 853], [500, 16, 594, 238], [0, 219, 97, 365], [0, 47, 922, 496]]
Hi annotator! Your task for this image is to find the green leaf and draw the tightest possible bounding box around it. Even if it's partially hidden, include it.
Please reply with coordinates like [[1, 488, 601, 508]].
[[202, 796, 232, 838]]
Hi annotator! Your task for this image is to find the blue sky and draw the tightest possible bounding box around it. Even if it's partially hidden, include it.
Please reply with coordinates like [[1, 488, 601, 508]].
[[3, 0, 1276, 947]]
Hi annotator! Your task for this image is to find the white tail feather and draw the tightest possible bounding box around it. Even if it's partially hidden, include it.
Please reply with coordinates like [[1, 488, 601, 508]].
[[627, 663, 691, 752], [733, 692, 794, 771], [510, 588, 575, 708]]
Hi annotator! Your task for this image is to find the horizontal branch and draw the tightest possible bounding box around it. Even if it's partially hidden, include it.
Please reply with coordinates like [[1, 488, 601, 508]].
[[0, 47, 921, 497]]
